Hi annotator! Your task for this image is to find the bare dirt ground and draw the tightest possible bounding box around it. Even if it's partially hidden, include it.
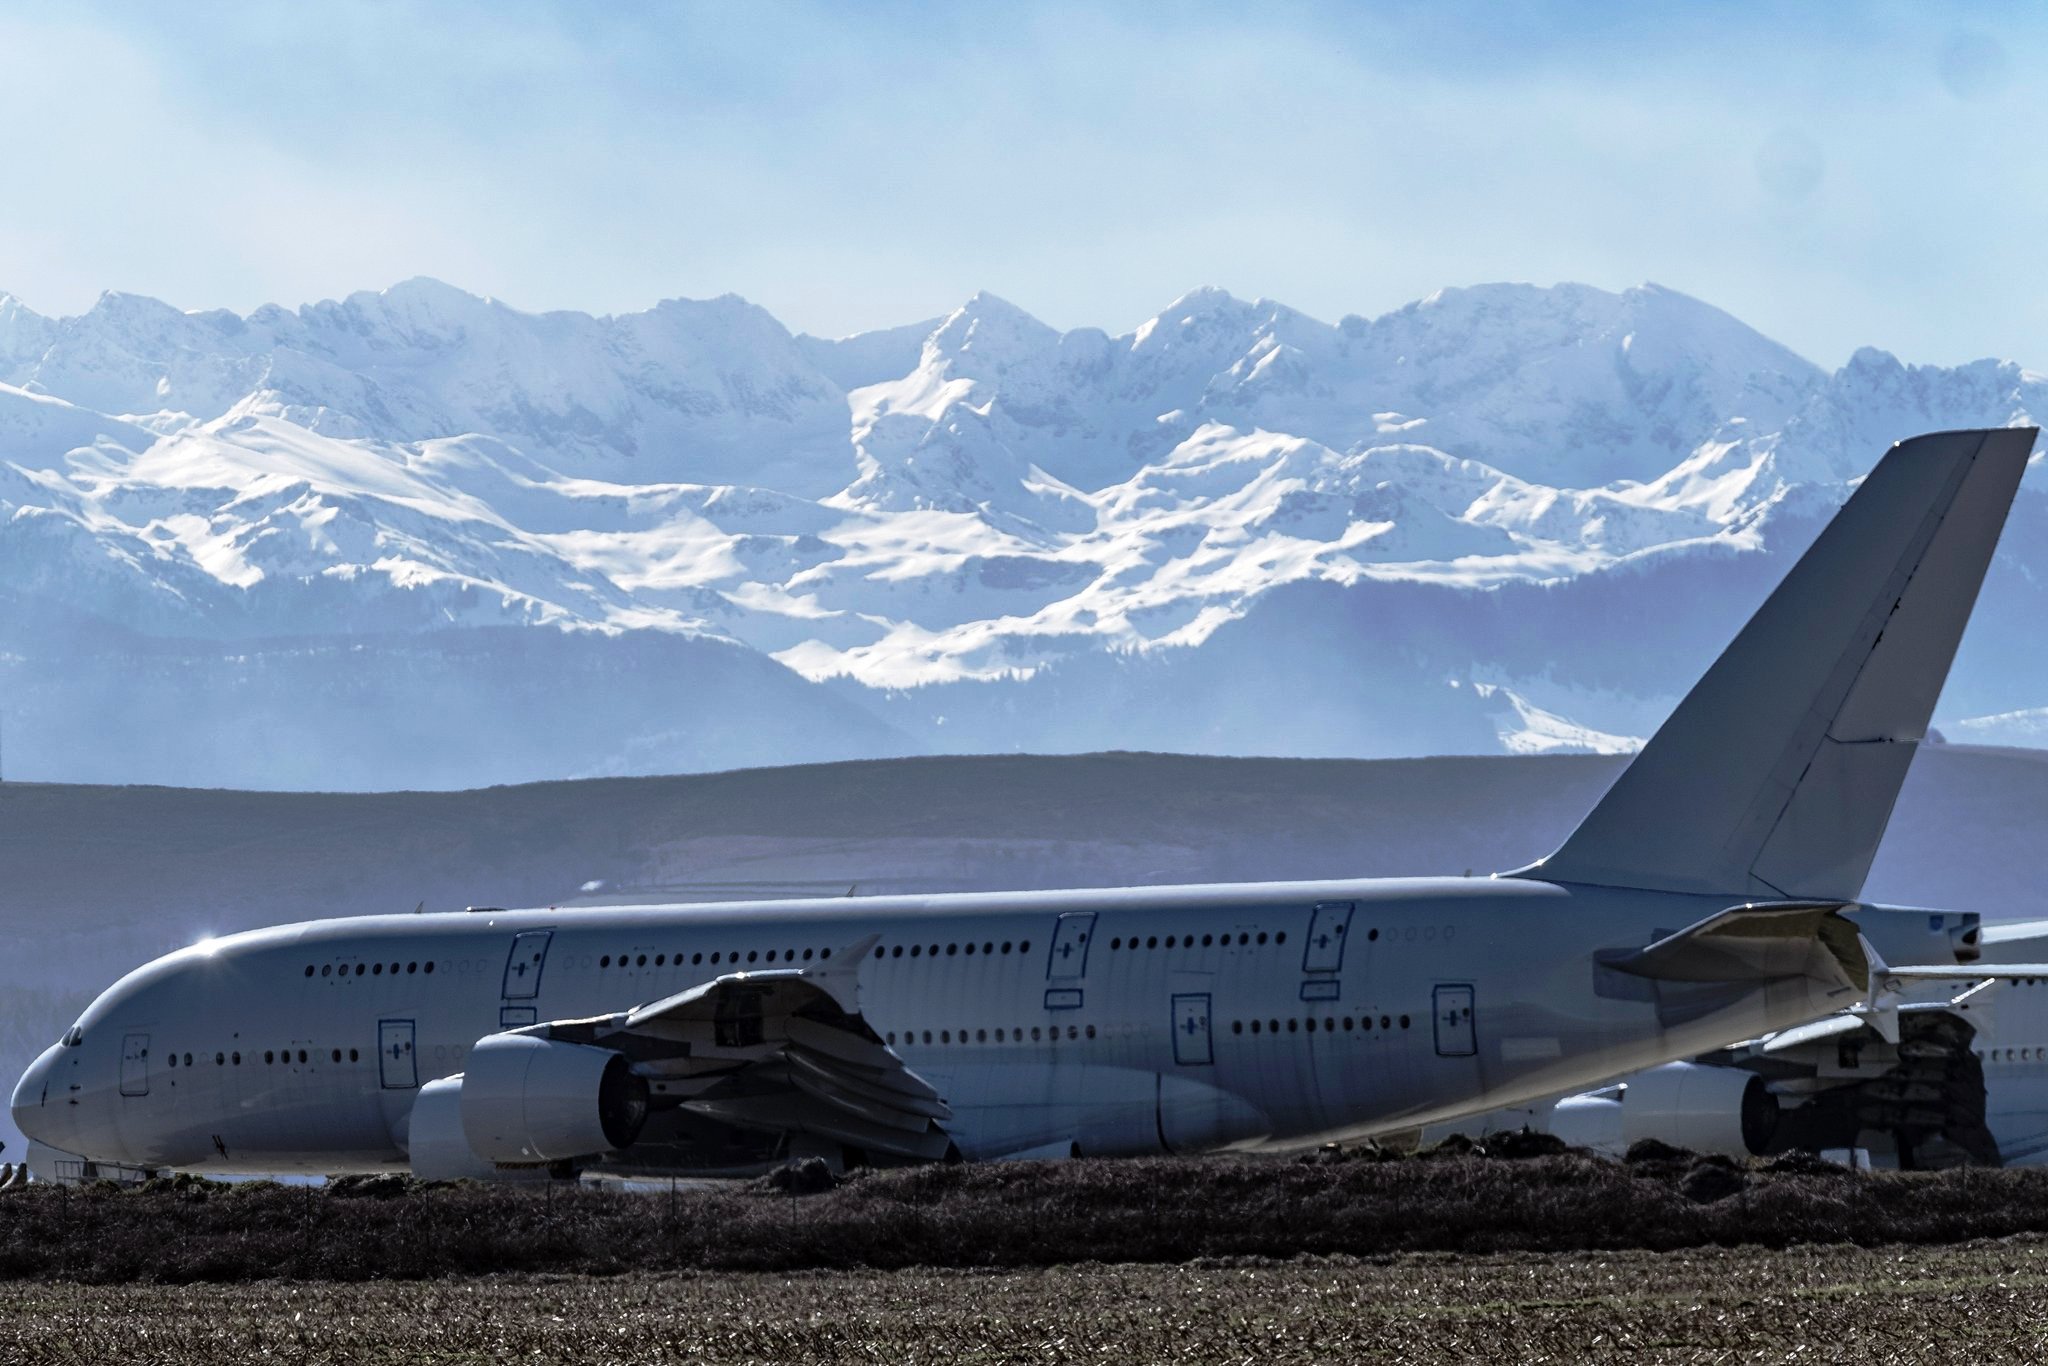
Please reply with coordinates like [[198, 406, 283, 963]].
[[3, 1240, 2048, 1365]]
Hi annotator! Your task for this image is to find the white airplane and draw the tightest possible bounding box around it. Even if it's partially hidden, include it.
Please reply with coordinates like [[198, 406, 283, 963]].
[[12, 427, 2042, 1182]]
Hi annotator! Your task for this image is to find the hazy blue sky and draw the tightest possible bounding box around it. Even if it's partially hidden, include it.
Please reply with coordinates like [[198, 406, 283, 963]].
[[0, 3, 2040, 366]]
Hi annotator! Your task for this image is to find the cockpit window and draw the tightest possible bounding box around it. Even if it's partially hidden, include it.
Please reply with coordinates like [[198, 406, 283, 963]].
[[61, 1026, 83, 1047]]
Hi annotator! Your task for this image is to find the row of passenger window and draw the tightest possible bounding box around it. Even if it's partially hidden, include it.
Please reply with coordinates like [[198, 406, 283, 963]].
[[167, 1046, 362, 1068], [881, 1014, 1410, 1049], [305, 961, 435, 978], [1109, 930, 1296, 951], [1232, 1014, 1410, 1035], [598, 941, 1047, 968], [887, 1024, 1095, 1046], [879, 941, 1031, 959], [601, 947, 838, 969]]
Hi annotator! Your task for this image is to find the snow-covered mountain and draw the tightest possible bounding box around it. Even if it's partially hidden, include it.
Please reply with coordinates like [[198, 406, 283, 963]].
[[0, 278, 2040, 788]]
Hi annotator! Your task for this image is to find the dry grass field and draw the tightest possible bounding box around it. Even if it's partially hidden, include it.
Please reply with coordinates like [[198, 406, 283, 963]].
[[8, 1156, 2048, 1361], [3, 1242, 2048, 1364]]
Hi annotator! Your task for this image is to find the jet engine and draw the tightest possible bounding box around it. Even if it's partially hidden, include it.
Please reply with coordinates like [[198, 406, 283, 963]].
[[1620, 1061, 1780, 1157], [405, 1076, 510, 1182], [457, 1033, 650, 1166]]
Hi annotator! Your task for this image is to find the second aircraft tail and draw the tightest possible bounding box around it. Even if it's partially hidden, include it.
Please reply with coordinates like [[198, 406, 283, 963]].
[[1524, 426, 2037, 902]]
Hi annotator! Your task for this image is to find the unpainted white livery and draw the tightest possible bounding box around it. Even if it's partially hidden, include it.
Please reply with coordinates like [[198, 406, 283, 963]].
[[12, 428, 2040, 1181]]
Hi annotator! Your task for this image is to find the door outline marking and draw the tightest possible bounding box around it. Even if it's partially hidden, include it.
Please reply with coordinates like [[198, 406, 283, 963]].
[[1303, 902, 1354, 974], [1172, 993, 1214, 1066], [500, 929, 554, 1001], [1046, 912, 1096, 982], [119, 1032, 151, 1097], [379, 1018, 419, 1090], [1433, 984, 1477, 1058]]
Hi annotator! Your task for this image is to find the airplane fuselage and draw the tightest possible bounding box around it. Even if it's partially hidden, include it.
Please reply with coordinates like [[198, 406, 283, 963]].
[[14, 875, 1862, 1174]]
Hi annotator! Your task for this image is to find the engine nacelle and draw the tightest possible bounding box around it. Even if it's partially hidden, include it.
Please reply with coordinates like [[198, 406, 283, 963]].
[[406, 1076, 516, 1182], [1622, 1062, 1779, 1157], [457, 1033, 650, 1166]]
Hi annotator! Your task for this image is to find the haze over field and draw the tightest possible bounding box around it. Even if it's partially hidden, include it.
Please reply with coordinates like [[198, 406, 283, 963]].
[[0, 279, 2042, 788], [4, 744, 2046, 1162]]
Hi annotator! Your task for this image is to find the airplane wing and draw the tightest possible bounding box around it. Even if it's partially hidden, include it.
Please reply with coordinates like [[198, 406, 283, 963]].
[[513, 935, 955, 1162]]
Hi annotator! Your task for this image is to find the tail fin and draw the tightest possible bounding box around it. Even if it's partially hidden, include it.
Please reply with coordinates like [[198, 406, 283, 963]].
[[1525, 427, 2037, 900]]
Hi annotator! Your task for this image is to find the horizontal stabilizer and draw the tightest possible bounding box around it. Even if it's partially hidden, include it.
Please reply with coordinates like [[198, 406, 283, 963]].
[[1528, 427, 2037, 901], [1605, 901, 1866, 991]]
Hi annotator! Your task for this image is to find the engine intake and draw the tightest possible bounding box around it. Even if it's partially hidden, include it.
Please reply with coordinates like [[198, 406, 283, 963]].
[[458, 1033, 649, 1165]]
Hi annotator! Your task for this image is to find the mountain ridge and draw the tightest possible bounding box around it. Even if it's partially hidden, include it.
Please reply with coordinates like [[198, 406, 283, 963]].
[[0, 276, 2040, 788]]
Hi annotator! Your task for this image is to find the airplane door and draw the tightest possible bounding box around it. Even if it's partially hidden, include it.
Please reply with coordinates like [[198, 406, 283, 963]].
[[500, 930, 553, 1001], [379, 1019, 418, 1089], [1172, 994, 1213, 1066], [1045, 912, 1096, 1008], [1303, 902, 1354, 974], [119, 1033, 150, 1097], [1433, 985, 1477, 1057]]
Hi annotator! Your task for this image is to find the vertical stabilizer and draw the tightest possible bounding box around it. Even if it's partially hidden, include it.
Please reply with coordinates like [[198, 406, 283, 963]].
[[1526, 427, 2037, 900]]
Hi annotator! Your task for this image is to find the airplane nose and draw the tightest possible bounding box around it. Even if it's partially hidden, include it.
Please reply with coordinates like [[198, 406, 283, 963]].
[[11, 1046, 63, 1149]]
